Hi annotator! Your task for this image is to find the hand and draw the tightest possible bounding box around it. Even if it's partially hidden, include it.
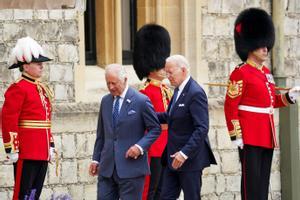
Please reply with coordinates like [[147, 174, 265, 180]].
[[233, 138, 244, 149], [289, 86, 300, 102], [170, 152, 186, 170], [7, 152, 19, 163], [49, 147, 56, 163], [125, 145, 141, 159], [89, 162, 99, 176]]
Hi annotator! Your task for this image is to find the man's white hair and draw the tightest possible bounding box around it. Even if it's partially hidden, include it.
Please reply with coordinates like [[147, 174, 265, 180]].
[[166, 55, 190, 72], [105, 63, 127, 80]]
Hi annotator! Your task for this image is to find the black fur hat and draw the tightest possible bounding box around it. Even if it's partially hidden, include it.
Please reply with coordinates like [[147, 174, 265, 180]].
[[133, 24, 171, 80], [234, 8, 275, 61]]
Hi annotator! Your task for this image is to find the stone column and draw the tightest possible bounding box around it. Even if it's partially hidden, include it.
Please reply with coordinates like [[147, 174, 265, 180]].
[[180, 0, 207, 85], [75, 12, 86, 102], [95, 0, 122, 67], [273, 1, 300, 200]]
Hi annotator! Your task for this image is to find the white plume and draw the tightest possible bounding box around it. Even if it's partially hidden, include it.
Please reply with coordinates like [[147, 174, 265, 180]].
[[8, 36, 44, 66]]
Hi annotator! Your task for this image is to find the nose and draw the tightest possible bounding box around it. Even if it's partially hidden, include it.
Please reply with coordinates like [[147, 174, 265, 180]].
[[108, 84, 114, 90], [262, 47, 268, 52]]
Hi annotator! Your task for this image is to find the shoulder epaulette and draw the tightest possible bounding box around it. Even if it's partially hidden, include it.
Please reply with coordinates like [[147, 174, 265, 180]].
[[139, 80, 150, 91], [235, 62, 246, 69]]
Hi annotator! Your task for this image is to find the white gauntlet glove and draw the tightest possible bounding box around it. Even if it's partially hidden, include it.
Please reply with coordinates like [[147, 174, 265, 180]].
[[7, 152, 19, 163], [288, 86, 300, 102], [49, 147, 56, 163], [232, 138, 244, 149]]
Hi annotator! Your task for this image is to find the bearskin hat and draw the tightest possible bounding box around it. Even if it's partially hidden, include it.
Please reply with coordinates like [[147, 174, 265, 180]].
[[234, 8, 275, 61], [133, 24, 171, 80], [8, 36, 51, 69]]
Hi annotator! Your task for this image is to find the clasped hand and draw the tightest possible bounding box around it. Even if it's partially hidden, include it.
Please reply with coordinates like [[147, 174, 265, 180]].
[[170, 152, 186, 170], [125, 145, 141, 159]]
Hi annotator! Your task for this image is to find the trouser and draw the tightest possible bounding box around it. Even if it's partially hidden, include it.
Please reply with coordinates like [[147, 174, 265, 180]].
[[145, 157, 163, 200], [239, 145, 274, 200], [160, 167, 202, 200], [13, 159, 48, 200], [98, 167, 145, 200]]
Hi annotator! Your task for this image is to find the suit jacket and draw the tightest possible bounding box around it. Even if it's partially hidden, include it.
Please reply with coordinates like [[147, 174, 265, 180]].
[[92, 87, 161, 179], [158, 78, 216, 171]]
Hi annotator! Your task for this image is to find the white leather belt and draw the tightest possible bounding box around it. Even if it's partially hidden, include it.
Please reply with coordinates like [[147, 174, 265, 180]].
[[238, 105, 274, 114]]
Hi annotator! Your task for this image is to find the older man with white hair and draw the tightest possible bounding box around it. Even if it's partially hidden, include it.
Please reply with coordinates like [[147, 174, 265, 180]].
[[158, 55, 216, 200], [89, 64, 161, 200]]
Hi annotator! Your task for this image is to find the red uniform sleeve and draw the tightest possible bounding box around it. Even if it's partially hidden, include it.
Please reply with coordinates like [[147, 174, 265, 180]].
[[224, 68, 245, 141], [2, 84, 25, 153]]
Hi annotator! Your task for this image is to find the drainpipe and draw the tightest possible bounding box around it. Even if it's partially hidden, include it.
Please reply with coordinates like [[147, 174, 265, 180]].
[[272, 1, 300, 200]]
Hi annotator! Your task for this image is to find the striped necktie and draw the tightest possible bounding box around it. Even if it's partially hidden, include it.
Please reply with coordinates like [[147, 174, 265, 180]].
[[169, 87, 179, 113]]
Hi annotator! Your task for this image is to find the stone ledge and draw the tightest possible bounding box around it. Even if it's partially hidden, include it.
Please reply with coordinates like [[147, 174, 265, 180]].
[[53, 102, 100, 114]]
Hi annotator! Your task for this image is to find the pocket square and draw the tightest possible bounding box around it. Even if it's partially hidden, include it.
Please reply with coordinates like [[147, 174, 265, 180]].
[[178, 104, 185, 107], [128, 110, 136, 115]]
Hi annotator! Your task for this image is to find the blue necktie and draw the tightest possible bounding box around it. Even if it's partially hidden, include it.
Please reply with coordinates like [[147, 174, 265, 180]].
[[112, 96, 120, 128], [169, 87, 179, 113]]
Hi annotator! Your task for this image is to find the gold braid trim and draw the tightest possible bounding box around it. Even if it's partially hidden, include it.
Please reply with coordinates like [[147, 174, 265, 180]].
[[38, 82, 54, 104], [229, 120, 242, 139], [161, 85, 172, 110], [3, 132, 19, 153], [227, 80, 243, 98]]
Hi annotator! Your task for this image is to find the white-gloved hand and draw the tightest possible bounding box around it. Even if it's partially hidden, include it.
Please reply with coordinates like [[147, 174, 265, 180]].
[[289, 86, 300, 102], [233, 138, 244, 149], [7, 153, 19, 163], [49, 147, 56, 163]]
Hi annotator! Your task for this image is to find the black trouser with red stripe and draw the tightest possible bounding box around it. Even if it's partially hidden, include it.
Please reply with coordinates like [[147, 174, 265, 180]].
[[13, 160, 48, 200], [239, 145, 274, 200]]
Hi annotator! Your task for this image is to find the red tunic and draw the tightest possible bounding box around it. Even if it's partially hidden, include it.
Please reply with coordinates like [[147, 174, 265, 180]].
[[224, 61, 293, 148], [140, 78, 172, 157], [2, 74, 54, 160]]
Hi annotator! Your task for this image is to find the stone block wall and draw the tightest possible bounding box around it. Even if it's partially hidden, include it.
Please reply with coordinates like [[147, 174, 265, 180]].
[[0, 9, 79, 103]]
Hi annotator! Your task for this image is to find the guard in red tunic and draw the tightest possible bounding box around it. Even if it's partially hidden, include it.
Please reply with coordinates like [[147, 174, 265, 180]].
[[133, 24, 172, 200], [2, 37, 56, 200], [224, 8, 300, 200]]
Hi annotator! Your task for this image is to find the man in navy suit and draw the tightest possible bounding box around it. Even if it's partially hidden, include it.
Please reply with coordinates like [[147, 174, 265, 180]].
[[158, 55, 217, 200], [89, 64, 161, 200]]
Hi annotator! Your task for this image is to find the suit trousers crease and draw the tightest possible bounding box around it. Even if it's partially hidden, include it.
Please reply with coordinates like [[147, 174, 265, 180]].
[[239, 145, 274, 200]]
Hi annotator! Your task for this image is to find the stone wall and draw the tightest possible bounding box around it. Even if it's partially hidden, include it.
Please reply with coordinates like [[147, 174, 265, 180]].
[[0, 9, 79, 103]]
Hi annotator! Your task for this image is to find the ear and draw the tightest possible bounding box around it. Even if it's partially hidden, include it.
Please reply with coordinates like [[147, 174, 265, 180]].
[[23, 63, 30, 72]]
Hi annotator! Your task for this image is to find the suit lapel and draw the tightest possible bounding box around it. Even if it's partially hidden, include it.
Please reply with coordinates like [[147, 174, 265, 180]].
[[169, 78, 192, 116], [106, 95, 114, 129]]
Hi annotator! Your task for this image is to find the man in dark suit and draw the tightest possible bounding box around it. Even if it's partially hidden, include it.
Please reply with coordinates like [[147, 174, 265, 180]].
[[158, 55, 217, 200], [89, 64, 161, 200]]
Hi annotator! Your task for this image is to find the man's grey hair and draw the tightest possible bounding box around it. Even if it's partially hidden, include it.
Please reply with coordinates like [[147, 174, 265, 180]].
[[166, 55, 190, 72], [105, 63, 127, 80]]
